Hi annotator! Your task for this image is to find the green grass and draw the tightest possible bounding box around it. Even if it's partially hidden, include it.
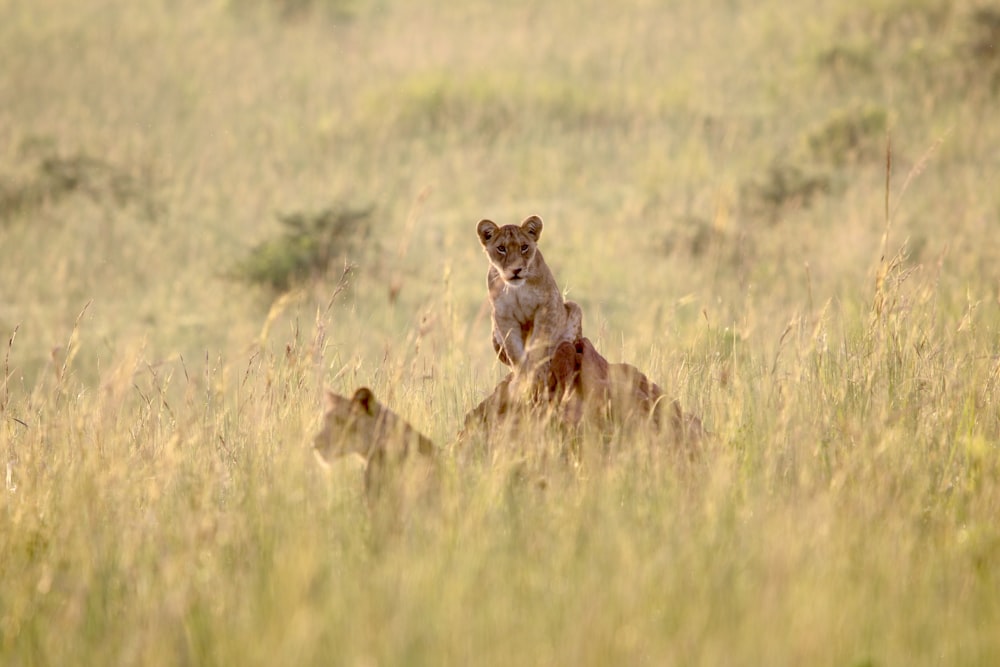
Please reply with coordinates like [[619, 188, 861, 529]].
[[2, 0, 1000, 664]]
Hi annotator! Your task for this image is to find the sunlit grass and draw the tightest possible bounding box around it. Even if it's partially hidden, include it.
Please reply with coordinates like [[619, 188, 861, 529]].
[[2, 0, 999, 664]]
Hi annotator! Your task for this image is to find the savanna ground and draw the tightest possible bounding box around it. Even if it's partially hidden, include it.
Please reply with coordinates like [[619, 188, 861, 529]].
[[2, 0, 1000, 664]]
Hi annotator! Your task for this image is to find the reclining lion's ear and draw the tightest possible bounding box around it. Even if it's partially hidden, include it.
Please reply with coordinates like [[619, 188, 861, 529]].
[[351, 387, 377, 416], [520, 215, 543, 241], [477, 219, 499, 245]]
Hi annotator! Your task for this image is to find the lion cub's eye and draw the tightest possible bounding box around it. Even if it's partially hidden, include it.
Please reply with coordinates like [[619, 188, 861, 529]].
[[497, 245, 506, 255], [520, 244, 529, 253]]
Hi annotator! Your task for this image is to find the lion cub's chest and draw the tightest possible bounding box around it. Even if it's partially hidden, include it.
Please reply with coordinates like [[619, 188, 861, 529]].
[[493, 276, 549, 324]]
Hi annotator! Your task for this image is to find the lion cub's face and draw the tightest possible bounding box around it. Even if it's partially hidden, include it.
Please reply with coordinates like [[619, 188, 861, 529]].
[[313, 387, 433, 466], [476, 215, 544, 287]]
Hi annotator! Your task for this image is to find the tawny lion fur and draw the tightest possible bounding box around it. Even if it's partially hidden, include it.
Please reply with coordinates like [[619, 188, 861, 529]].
[[476, 215, 582, 392]]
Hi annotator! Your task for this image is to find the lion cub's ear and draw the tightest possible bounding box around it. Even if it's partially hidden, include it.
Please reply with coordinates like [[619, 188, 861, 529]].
[[324, 390, 339, 411], [477, 219, 499, 245], [520, 215, 543, 241], [351, 387, 378, 416]]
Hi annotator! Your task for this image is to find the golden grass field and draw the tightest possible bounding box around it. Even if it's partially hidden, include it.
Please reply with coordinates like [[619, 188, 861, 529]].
[[2, 0, 1000, 664]]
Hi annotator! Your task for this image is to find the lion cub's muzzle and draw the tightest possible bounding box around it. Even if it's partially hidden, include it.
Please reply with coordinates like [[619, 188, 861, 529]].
[[505, 267, 525, 284]]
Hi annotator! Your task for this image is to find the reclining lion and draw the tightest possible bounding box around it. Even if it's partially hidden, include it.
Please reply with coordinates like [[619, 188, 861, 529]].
[[460, 337, 703, 454], [313, 387, 437, 509]]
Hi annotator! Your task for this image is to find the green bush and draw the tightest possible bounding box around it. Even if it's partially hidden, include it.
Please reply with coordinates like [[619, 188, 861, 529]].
[[740, 161, 831, 222], [806, 105, 888, 166], [226, 0, 364, 21], [232, 205, 372, 293], [0, 149, 158, 223]]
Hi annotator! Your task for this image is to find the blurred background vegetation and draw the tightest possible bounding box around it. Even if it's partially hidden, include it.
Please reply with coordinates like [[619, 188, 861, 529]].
[[1, 0, 996, 390], [1, 0, 999, 664]]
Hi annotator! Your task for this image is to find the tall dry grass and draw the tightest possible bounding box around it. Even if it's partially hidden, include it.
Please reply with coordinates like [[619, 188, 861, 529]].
[[2, 0, 999, 664]]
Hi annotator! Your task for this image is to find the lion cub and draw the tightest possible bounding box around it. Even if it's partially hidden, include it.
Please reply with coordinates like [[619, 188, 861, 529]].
[[313, 387, 436, 506], [476, 215, 583, 391]]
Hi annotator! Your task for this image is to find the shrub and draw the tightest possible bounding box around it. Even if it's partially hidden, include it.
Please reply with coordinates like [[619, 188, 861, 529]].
[[232, 205, 372, 293], [806, 105, 888, 166], [0, 149, 159, 223], [740, 162, 831, 222]]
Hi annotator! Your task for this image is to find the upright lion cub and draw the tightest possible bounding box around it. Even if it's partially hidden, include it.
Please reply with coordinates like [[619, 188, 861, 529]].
[[476, 215, 583, 390]]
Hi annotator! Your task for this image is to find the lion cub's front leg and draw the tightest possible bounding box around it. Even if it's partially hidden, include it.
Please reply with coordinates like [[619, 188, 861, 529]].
[[492, 310, 528, 368], [513, 297, 580, 401], [564, 300, 583, 343]]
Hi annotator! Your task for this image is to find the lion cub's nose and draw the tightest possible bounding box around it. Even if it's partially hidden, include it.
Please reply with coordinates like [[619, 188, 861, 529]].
[[511, 268, 523, 278]]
